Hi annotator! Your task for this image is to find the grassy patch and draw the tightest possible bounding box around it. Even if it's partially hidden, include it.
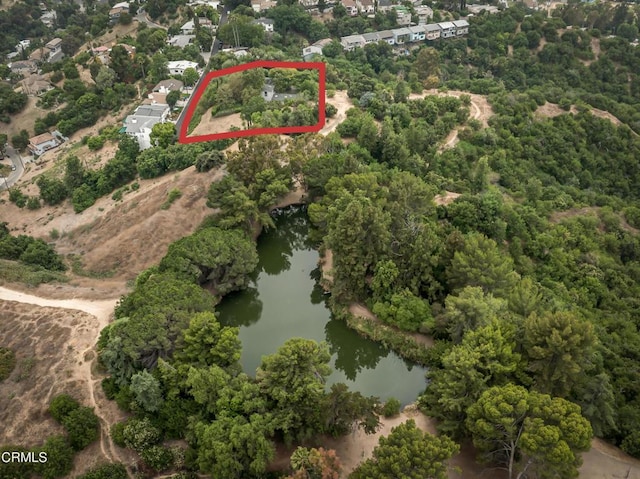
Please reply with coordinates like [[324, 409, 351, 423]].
[[0, 259, 68, 287], [14, 356, 36, 382], [69, 254, 115, 279], [161, 188, 182, 210], [0, 347, 16, 382]]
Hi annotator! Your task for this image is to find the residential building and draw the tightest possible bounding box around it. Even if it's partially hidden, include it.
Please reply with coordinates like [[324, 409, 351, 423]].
[[377, 30, 395, 45], [342, 0, 358, 16], [167, 35, 195, 48], [251, 0, 276, 12], [16, 40, 31, 52], [302, 38, 332, 60], [438, 21, 457, 39], [9, 60, 38, 76], [40, 10, 57, 28], [425, 23, 441, 40], [408, 25, 426, 42], [181, 20, 196, 35], [153, 79, 184, 94], [377, 0, 393, 13], [28, 132, 59, 156], [393, 6, 412, 26], [19, 74, 52, 96], [467, 3, 499, 14], [45, 38, 64, 62], [362, 32, 380, 44], [109, 6, 128, 22], [359, 0, 375, 14], [299, 0, 320, 7], [415, 5, 433, 24], [452, 19, 469, 35], [340, 34, 365, 51], [167, 60, 199, 76], [261, 78, 299, 102], [124, 104, 171, 150], [392, 27, 412, 44], [253, 17, 275, 32], [188, 0, 221, 7]]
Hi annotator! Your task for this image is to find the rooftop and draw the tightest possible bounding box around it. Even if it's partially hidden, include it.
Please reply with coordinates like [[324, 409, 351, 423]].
[[29, 132, 55, 145], [131, 104, 169, 118], [154, 79, 184, 92]]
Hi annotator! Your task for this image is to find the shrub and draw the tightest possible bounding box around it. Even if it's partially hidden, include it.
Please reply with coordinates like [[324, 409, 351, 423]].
[[35, 436, 74, 479], [0, 347, 16, 381], [110, 421, 127, 448], [26, 196, 41, 210], [75, 463, 128, 479], [621, 431, 640, 458], [122, 417, 161, 452], [624, 206, 640, 229], [140, 445, 174, 471], [49, 229, 60, 240], [87, 136, 105, 151], [101, 376, 119, 400], [161, 188, 182, 210], [8, 188, 26, 208], [62, 406, 100, 450], [48, 394, 80, 422], [381, 397, 401, 418]]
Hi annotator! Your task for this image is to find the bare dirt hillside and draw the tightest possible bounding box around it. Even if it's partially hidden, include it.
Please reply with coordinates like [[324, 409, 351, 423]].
[[190, 111, 244, 137], [535, 102, 626, 128]]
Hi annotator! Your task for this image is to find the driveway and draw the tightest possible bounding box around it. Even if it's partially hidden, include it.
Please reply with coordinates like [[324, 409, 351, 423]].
[[0, 145, 25, 191]]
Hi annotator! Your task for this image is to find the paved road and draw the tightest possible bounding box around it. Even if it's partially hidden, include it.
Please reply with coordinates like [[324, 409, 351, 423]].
[[135, 9, 168, 30], [175, 8, 230, 135], [0, 145, 25, 191]]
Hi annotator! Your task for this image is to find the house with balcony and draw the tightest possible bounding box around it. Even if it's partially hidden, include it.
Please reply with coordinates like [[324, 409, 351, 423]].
[[342, 0, 358, 16], [393, 27, 412, 44], [359, 0, 375, 14], [425, 23, 441, 40], [453, 19, 469, 35], [377, 30, 395, 45], [438, 21, 457, 38], [45, 38, 64, 62], [415, 5, 433, 24], [408, 25, 426, 42], [393, 6, 412, 26]]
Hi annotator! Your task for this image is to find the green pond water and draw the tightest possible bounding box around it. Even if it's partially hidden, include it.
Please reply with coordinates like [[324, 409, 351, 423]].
[[216, 206, 427, 405]]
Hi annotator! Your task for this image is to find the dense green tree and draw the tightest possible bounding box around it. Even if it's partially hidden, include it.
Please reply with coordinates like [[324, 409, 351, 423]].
[[75, 463, 128, 479], [62, 406, 100, 451], [256, 338, 332, 443], [130, 369, 164, 413], [48, 394, 80, 422], [195, 150, 225, 172], [122, 417, 161, 452], [35, 436, 74, 479], [193, 415, 275, 478], [37, 176, 68, 206], [443, 286, 509, 342], [286, 447, 341, 479], [420, 322, 522, 438], [349, 419, 458, 479], [321, 383, 381, 437], [150, 122, 176, 149], [159, 227, 258, 293], [466, 384, 592, 479], [523, 311, 596, 397]]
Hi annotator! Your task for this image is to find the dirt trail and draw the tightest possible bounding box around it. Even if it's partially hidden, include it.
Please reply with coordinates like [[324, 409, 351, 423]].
[[321, 90, 352, 135], [0, 287, 134, 475]]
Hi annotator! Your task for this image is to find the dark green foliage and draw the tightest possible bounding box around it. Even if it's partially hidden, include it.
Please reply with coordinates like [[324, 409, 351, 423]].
[[349, 420, 458, 479], [48, 394, 80, 423], [381, 398, 401, 418], [110, 422, 127, 448], [140, 445, 174, 472], [35, 436, 74, 479], [62, 406, 100, 451], [75, 463, 128, 479], [37, 176, 68, 206], [0, 445, 34, 479], [159, 227, 258, 293], [0, 347, 16, 381]]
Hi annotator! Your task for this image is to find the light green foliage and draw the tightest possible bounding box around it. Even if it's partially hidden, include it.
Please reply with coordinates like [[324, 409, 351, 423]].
[[140, 445, 174, 472], [256, 338, 332, 443], [186, 364, 230, 416], [523, 311, 596, 397], [130, 369, 164, 413], [381, 398, 401, 418], [372, 289, 433, 332], [447, 232, 519, 297], [150, 122, 177, 149], [122, 417, 161, 452], [420, 322, 522, 438], [507, 277, 542, 318], [349, 419, 458, 479], [466, 384, 592, 479], [161, 188, 182, 210], [174, 311, 241, 368], [443, 286, 509, 342], [159, 227, 258, 292], [193, 415, 275, 479]]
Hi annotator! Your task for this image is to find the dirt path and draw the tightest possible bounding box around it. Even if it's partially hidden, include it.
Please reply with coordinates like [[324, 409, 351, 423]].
[[0, 287, 134, 475], [321, 90, 352, 135]]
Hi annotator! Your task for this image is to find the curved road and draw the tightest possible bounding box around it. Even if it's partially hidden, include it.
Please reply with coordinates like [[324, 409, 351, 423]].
[[0, 145, 25, 191], [135, 9, 168, 30]]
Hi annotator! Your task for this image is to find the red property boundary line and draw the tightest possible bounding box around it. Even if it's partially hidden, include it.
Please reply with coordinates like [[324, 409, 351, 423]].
[[178, 60, 326, 144]]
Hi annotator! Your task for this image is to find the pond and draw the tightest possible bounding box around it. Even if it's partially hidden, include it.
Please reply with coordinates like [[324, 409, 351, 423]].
[[216, 207, 427, 405]]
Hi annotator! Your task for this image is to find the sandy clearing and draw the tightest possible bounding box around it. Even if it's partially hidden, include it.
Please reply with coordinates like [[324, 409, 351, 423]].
[[434, 191, 462, 205], [189, 111, 244, 137], [534, 102, 629, 131], [321, 91, 352, 135]]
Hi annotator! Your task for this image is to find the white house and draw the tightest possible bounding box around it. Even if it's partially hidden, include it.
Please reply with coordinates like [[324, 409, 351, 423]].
[[393, 6, 412, 26], [251, 0, 276, 12], [453, 19, 469, 36], [377, 30, 395, 45], [359, 0, 375, 14], [377, 0, 393, 12], [45, 38, 63, 62], [124, 104, 171, 150], [153, 79, 184, 94], [167, 35, 195, 48], [340, 34, 365, 51], [342, 0, 358, 15], [181, 20, 196, 35], [253, 17, 274, 32], [302, 38, 332, 60], [28, 132, 59, 156], [438, 21, 457, 39], [167, 60, 199, 76]]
